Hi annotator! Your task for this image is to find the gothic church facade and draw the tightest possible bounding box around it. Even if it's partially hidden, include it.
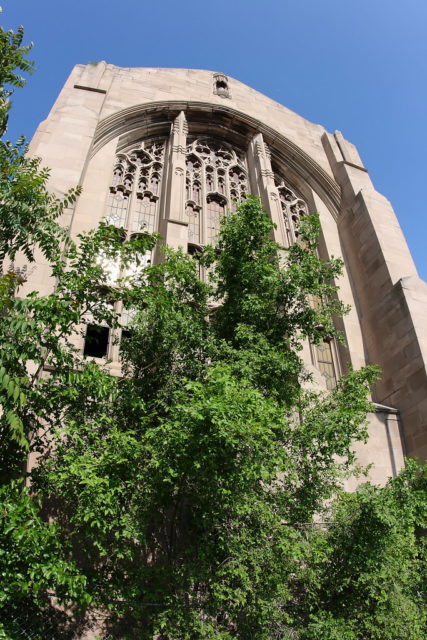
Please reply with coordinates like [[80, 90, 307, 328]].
[[26, 63, 427, 484]]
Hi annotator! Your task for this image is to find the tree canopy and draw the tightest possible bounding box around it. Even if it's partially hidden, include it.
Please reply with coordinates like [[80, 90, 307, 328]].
[[0, 15, 426, 640]]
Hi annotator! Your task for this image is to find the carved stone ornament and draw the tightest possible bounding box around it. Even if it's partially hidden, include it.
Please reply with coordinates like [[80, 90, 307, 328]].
[[213, 72, 231, 99], [172, 111, 188, 135]]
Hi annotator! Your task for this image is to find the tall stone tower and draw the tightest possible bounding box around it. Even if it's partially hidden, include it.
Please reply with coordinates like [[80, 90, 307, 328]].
[[27, 63, 427, 482]]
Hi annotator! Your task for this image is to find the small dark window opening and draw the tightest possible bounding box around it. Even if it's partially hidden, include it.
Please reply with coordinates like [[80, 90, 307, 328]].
[[83, 324, 110, 358]]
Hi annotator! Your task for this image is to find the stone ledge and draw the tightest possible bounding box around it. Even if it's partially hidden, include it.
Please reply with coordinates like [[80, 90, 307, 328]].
[[74, 84, 107, 94]]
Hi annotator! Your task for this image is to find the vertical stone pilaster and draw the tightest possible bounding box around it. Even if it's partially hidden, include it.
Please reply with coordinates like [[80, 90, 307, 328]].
[[160, 111, 188, 250], [247, 133, 285, 246]]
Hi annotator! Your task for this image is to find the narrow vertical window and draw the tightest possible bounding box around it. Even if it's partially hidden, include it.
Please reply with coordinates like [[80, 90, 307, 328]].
[[206, 196, 226, 244], [132, 195, 157, 233], [315, 339, 337, 390], [105, 192, 129, 228], [274, 176, 308, 247], [185, 154, 202, 243], [187, 203, 200, 245]]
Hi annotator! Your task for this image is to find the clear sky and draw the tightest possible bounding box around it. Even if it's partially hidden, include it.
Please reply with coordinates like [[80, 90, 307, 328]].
[[3, 0, 427, 278]]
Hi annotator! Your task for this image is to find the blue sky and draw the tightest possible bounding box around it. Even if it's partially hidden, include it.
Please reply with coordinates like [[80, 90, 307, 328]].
[[3, 0, 427, 278]]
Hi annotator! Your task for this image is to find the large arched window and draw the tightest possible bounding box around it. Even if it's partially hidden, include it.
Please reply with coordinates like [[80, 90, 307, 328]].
[[95, 124, 340, 386], [87, 141, 165, 360], [185, 137, 248, 245], [106, 139, 166, 234]]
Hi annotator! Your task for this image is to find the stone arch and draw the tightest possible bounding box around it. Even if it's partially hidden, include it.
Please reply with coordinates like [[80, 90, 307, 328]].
[[89, 101, 341, 220]]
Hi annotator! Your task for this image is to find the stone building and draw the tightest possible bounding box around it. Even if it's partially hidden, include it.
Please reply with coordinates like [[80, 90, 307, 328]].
[[26, 63, 427, 484]]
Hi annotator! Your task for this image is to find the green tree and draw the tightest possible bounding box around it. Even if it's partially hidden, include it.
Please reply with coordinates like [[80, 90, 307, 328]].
[[30, 199, 407, 640], [0, 16, 90, 639], [0, 15, 150, 638], [296, 460, 427, 640]]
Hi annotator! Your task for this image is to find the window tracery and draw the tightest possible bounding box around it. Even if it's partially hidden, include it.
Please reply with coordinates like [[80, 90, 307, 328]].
[[185, 138, 248, 244], [91, 141, 165, 360], [105, 191, 129, 228], [274, 174, 308, 246], [97, 127, 341, 385], [106, 139, 165, 234]]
